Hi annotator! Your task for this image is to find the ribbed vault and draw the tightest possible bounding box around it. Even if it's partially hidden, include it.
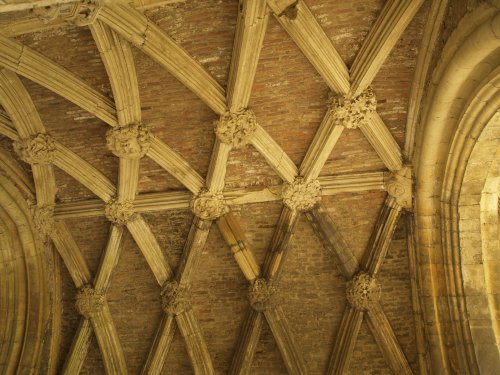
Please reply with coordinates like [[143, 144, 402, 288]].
[[0, 0, 495, 374]]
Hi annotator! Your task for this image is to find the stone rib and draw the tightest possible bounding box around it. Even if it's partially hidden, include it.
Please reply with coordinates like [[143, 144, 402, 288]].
[[227, 0, 269, 111], [98, 4, 226, 114]]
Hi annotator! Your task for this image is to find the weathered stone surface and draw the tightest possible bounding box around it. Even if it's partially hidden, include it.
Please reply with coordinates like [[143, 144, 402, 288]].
[[386, 166, 412, 208], [75, 285, 105, 319], [106, 123, 152, 159], [104, 198, 136, 225], [248, 278, 278, 312], [329, 88, 377, 129], [32, 0, 102, 26], [13, 133, 56, 165], [346, 272, 381, 311], [190, 190, 228, 220], [282, 178, 321, 211], [31, 204, 55, 237], [214, 109, 257, 148], [161, 280, 191, 316]]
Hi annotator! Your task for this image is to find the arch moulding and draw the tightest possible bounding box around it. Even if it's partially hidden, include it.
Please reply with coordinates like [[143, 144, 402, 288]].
[[414, 4, 500, 374]]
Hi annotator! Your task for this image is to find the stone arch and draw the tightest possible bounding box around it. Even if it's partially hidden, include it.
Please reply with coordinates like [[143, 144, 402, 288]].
[[414, 4, 500, 374], [459, 114, 500, 374], [0, 152, 55, 374]]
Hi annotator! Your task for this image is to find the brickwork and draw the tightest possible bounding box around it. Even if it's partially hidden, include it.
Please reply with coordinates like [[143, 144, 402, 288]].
[[281, 216, 346, 374], [349, 321, 390, 374], [323, 191, 387, 262], [379, 219, 420, 374], [20, 78, 116, 201], [0, 0, 430, 373]]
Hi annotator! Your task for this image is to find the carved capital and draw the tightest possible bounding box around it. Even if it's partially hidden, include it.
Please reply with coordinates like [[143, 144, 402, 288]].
[[190, 190, 228, 220], [161, 280, 191, 316], [346, 272, 381, 311], [248, 278, 278, 312], [106, 122, 152, 159], [31, 204, 55, 238], [282, 177, 321, 211], [385, 166, 412, 209], [215, 109, 257, 148], [75, 285, 105, 319], [13, 133, 56, 165], [32, 0, 103, 26], [104, 198, 136, 225], [329, 88, 376, 129]]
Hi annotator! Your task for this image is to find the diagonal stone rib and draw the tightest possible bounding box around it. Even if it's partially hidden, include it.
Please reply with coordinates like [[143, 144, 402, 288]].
[[127, 216, 174, 285], [262, 206, 299, 280], [268, 0, 349, 94], [206, 139, 231, 192], [300, 110, 344, 181], [141, 314, 176, 375], [350, 0, 425, 95], [217, 212, 260, 281], [227, 0, 269, 111], [0, 70, 45, 137], [264, 306, 308, 375], [218, 213, 265, 374], [61, 318, 93, 375], [0, 34, 117, 126], [58, 223, 126, 374], [326, 305, 364, 375], [176, 217, 212, 285], [98, 4, 226, 114], [143, 217, 211, 375], [176, 310, 216, 375], [91, 21, 141, 126], [261, 209, 307, 375], [91, 21, 142, 200], [94, 225, 124, 294], [366, 302, 413, 374], [92, 304, 128, 374], [0, 109, 18, 139], [148, 137, 205, 194], [229, 308, 264, 375], [54, 142, 116, 202], [0, 47, 127, 375], [220, 210, 306, 374], [306, 204, 359, 279], [51, 221, 92, 288], [361, 113, 403, 172], [250, 124, 298, 183], [362, 195, 403, 276]]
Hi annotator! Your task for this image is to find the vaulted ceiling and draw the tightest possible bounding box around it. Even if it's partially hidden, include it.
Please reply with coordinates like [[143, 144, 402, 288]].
[[0, 0, 479, 374]]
